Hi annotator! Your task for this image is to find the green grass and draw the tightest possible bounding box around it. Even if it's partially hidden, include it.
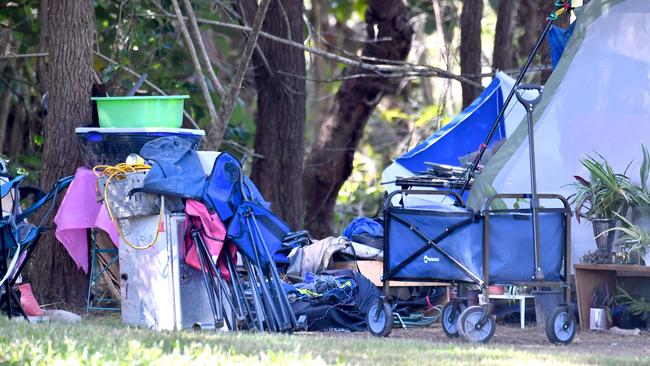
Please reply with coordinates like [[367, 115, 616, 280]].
[[0, 317, 645, 366]]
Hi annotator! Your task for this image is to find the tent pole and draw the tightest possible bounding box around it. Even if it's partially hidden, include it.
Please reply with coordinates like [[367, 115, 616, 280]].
[[459, 7, 566, 197]]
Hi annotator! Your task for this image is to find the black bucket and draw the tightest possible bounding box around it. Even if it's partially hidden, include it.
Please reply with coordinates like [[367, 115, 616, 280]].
[[534, 290, 563, 328]]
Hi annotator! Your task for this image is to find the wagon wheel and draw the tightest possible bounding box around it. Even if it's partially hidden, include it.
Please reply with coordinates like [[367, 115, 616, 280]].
[[367, 297, 393, 337], [545, 306, 576, 345], [458, 306, 496, 343], [441, 301, 466, 338]]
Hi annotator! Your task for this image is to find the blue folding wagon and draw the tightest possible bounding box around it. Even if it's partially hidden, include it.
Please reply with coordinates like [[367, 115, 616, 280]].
[[366, 190, 576, 344]]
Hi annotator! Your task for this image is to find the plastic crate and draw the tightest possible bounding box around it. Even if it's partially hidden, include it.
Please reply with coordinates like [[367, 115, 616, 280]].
[[75, 127, 204, 167]]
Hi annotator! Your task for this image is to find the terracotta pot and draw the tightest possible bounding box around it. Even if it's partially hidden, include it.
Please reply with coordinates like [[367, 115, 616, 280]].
[[488, 285, 505, 295], [592, 218, 618, 253]]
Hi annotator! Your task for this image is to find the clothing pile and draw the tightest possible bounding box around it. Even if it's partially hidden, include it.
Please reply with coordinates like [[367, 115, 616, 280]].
[[286, 270, 382, 332]]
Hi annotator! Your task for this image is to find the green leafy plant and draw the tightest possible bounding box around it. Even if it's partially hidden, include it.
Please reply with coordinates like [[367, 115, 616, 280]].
[[616, 287, 650, 320], [570, 153, 637, 222], [631, 144, 650, 206], [599, 213, 650, 262]]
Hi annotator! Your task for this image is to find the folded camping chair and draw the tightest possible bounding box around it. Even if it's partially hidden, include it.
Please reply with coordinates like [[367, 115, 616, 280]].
[[0, 175, 73, 318], [202, 152, 304, 332], [203, 152, 307, 264]]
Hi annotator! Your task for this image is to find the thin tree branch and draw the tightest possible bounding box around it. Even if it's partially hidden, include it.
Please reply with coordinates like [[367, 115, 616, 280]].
[[170, 0, 219, 129], [145, 12, 482, 89], [274, 69, 453, 83], [206, 0, 272, 148], [0, 52, 49, 59], [93, 50, 200, 129], [182, 0, 226, 96], [236, 0, 274, 76], [222, 139, 263, 158], [276, 0, 292, 41]]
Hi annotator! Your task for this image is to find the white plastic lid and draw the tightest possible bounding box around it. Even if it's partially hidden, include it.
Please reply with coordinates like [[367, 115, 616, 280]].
[[75, 127, 205, 136]]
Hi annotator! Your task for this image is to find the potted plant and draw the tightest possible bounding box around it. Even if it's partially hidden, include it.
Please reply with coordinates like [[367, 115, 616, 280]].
[[570, 153, 637, 253], [630, 145, 650, 256], [607, 144, 650, 264], [600, 214, 650, 265]]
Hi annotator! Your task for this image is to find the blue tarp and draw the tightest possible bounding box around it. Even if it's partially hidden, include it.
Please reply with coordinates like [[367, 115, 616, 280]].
[[395, 77, 506, 173], [342, 217, 383, 239], [548, 23, 576, 69]]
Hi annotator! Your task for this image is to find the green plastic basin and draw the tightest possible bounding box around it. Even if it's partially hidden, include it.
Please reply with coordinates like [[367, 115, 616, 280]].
[[91, 95, 189, 128]]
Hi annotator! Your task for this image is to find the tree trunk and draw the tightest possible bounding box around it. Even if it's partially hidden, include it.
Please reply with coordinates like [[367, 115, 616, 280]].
[[460, 0, 484, 108], [8, 105, 26, 158], [302, 0, 413, 238], [516, 0, 541, 67], [307, 0, 337, 141], [30, 0, 95, 306], [493, 0, 515, 72], [237, 0, 306, 229]]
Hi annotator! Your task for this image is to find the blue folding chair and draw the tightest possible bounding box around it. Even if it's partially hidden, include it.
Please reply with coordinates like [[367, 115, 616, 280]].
[[0, 175, 73, 318]]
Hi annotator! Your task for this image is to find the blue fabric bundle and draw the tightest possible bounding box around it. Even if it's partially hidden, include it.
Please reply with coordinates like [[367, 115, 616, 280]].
[[139, 136, 205, 199]]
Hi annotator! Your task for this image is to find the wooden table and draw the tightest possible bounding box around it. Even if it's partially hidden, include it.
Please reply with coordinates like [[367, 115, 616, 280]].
[[574, 264, 650, 330]]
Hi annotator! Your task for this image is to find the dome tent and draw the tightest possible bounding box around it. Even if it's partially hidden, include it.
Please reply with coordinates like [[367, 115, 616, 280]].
[[468, 0, 650, 264]]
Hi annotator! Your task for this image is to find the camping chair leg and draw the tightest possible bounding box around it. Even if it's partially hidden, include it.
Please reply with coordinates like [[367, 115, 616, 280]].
[[194, 232, 241, 331], [193, 233, 241, 331], [192, 230, 222, 330], [224, 249, 253, 328], [3, 279, 11, 318], [249, 216, 298, 330], [198, 244, 236, 331], [8, 287, 27, 319], [196, 241, 230, 330], [229, 253, 261, 332], [245, 258, 280, 332], [244, 258, 272, 331], [251, 262, 282, 332], [242, 218, 291, 331], [242, 257, 268, 331], [247, 241, 287, 331], [1, 256, 22, 319]]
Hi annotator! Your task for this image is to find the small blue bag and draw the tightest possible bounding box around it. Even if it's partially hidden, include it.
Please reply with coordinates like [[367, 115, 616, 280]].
[[342, 217, 383, 239]]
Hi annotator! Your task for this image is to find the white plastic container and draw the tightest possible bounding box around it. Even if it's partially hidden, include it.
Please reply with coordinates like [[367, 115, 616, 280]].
[[589, 308, 609, 331]]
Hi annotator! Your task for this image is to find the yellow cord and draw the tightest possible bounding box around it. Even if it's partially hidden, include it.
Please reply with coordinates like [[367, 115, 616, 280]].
[[94, 162, 163, 250]]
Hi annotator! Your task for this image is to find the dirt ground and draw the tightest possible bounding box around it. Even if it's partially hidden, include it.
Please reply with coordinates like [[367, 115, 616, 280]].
[[322, 322, 650, 357]]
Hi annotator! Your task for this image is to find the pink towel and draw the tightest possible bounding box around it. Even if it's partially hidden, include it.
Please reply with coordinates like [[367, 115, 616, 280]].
[[183, 200, 235, 281], [54, 168, 119, 273]]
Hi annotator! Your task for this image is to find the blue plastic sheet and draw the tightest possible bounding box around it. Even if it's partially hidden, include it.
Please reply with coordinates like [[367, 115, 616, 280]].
[[548, 23, 576, 69], [342, 217, 383, 239], [395, 77, 506, 172]]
